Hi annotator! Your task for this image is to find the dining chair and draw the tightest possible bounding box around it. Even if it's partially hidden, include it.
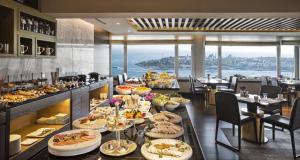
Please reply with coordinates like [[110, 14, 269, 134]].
[[260, 97, 300, 158], [270, 77, 279, 86], [117, 74, 124, 85], [219, 76, 238, 93], [215, 92, 257, 151], [261, 76, 269, 86], [189, 76, 210, 108], [259, 85, 283, 116], [123, 73, 128, 81]]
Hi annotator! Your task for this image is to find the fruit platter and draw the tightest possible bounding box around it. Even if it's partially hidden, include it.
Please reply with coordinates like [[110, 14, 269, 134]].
[[133, 86, 152, 95], [115, 85, 135, 95]]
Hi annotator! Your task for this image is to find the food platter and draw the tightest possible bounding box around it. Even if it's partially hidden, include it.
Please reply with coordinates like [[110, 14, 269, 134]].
[[145, 122, 184, 139], [115, 85, 135, 95], [133, 86, 152, 95], [149, 111, 182, 124], [141, 139, 192, 160], [48, 129, 101, 157], [72, 116, 108, 132], [100, 139, 137, 157], [170, 97, 191, 107], [90, 106, 115, 119]]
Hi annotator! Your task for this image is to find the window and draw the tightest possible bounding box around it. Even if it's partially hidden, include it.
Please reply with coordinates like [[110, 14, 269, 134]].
[[111, 44, 124, 76], [281, 45, 294, 78], [222, 46, 277, 78], [127, 45, 175, 77], [178, 44, 192, 77], [205, 46, 218, 77]]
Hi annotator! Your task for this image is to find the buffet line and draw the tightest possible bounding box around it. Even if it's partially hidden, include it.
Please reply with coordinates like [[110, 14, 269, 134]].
[[1, 71, 200, 160], [45, 84, 194, 160]]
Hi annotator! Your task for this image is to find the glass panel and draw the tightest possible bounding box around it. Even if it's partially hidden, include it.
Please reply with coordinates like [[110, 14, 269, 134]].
[[178, 44, 192, 77], [281, 45, 294, 78], [222, 46, 277, 78], [127, 44, 175, 77], [205, 46, 218, 77], [111, 44, 124, 76]]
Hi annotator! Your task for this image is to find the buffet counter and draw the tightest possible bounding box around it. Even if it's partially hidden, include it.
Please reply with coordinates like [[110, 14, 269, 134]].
[[31, 105, 204, 160], [0, 79, 113, 160]]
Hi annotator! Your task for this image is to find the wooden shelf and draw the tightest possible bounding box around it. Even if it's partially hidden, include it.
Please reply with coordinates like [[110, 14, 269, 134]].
[[0, 4, 16, 57], [0, 0, 56, 58], [10, 123, 70, 160]]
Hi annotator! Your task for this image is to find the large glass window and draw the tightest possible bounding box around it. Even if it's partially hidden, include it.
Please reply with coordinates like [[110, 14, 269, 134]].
[[127, 45, 175, 77], [205, 46, 218, 77], [111, 44, 124, 76], [178, 44, 192, 77], [222, 46, 277, 78], [281, 45, 294, 78]]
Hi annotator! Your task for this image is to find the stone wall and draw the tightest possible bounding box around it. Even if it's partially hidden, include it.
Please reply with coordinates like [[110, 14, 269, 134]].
[[0, 18, 109, 82]]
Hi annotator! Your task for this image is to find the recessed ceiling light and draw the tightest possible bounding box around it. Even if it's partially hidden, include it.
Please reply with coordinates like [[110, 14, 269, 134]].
[[116, 22, 120, 25], [128, 30, 131, 32]]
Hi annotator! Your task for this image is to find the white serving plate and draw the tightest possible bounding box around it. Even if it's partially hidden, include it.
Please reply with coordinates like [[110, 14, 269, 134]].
[[48, 129, 101, 157], [72, 117, 108, 133], [100, 139, 137, 157], [149, 112, 182, 124], [145, 126, 184, 139], [141, 139, 192, 160]]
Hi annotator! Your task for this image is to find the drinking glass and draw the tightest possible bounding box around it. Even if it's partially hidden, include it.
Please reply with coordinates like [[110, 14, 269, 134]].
[[263, 93, 268, 99]]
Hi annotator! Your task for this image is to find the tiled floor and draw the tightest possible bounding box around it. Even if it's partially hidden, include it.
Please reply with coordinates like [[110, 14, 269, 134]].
[[185, 94, 298, 160]]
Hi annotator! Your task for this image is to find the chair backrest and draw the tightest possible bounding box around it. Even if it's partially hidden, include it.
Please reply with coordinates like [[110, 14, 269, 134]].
[[189, 75, 194, 93], [270, 78, 279, 86], [215, 92, 241, 125], [123, 73, 128, 81], [229, 76, 238, 91], [260, 85, 282, 98], [236, 79, 261, 95], [261, 76, 269, 86], [289, 97, 300, 130], [117, 74, 124, 85]]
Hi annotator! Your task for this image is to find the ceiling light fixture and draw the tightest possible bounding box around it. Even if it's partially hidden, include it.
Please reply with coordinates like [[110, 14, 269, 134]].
[[116, 22, 120, 25]]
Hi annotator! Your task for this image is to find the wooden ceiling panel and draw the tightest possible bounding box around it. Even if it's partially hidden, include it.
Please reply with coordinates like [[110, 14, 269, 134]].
[[129, 17, 300, 32]]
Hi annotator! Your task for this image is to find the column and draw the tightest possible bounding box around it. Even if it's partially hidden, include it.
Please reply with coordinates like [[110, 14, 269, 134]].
[[295, 46, 300, 79], [175, 43, 179, 77], [191, 35, 206, 78], [217, 36, 222, 79], [109, 43, 112, 76], [124, 37, 128, 73], [276, 45, 281, 77]]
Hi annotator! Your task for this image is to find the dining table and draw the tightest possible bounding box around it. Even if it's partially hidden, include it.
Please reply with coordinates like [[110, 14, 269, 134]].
[[235, 94, 287, 143]]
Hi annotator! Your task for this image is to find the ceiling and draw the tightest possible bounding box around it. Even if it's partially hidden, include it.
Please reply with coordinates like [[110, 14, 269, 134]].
[[82, 18, 300, 37], [129, 18, 300, 32]]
